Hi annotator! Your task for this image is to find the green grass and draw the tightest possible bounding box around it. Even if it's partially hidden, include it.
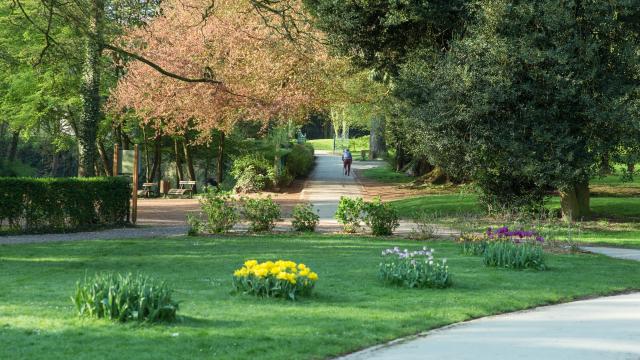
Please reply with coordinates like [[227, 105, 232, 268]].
[[307, 136, 370, 153], [2, 234, 640, 359], [391, 193, 482, 218], [390, 193, 640, 247], [360, 165, 413, 184]]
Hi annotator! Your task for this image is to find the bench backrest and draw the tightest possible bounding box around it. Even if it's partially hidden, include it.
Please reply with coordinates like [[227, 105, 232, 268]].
[[179, 180, 196, 189], [142, 182, 157, 187]]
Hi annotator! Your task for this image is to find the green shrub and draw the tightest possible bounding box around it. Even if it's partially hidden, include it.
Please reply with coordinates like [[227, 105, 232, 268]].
[[379, 247, 452, 288], [241, 196, 281, 232], [285, 143, 315, 178], [72, 272, 179, 323], [483, 241, 546, 270], [364, 197, 400, 236], [195, 190, 238, 234], [0, 177, 129, 234], [335, 196, 365, 233], [230, 155, 275, 193], [291, 203, 320, 232]]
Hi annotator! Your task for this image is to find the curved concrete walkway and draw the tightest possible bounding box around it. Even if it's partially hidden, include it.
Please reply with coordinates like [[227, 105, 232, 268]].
[[338, 247, 640, 360]]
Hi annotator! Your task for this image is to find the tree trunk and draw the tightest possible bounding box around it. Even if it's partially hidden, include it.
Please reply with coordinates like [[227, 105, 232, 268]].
[[560, 182, 591, 221], [0, 121, 7, 160], [97, 140, 112, 176], [182, 140, 197, 193], [51, 152, 59, 176], [369, 114, 387, 159], [174, 138, 184, 185], [216, 132, 225, 185], [77, 0, 104, 177], [7, 129, 20, 162], [150, 132, 162, 185], [599, 152, 611, 175], [142, 126, 152, 182]]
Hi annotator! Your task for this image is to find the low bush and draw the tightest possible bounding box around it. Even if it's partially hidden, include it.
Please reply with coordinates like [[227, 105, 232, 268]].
[[335, 196, 365, 233], [241, 196, 281, 232], [379, 247, 452, 288], [291, 203, 320, 232], [232, 259, 318, 300], [72, 272, 178, 322], [197, 190, 238, 234], [410, 211, 440, 240], [364, 197, 400, 236], [231, 155, 275, 193], [285, 143, 315, 178], [0, 177, 129, 233]]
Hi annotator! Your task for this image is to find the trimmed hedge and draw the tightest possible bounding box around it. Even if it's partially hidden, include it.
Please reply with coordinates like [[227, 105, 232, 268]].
[[285, 143, 315, 178], [0, 177, 130, 233]]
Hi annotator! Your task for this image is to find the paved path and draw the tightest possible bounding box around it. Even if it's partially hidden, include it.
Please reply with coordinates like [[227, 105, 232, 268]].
[[300, 151, 421, 233], [338, 247, 640, 360], [0, 226, 187, 245], [301, 151, 367, 220]]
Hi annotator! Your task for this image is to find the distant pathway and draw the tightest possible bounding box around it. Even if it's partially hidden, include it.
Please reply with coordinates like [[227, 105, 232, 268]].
[[337, 247, 640, 360], [301, 151, 367, 220]]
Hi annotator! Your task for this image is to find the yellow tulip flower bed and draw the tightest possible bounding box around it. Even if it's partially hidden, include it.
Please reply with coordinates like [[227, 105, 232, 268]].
[[232, 260, 318, 300]]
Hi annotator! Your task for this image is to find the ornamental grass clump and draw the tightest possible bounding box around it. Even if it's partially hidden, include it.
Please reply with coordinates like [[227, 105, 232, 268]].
[[232, 260, 318, 300], [72, 272, 179, 323], [478, 226, 546, 270], [379, 247, 452, 288]]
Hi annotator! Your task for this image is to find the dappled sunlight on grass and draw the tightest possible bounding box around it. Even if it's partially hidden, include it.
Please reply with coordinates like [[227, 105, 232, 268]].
[[1, 234, 640, 359]]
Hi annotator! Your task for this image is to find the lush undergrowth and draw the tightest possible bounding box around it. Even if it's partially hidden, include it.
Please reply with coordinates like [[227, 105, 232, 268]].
[[2, 235, 640, 359]]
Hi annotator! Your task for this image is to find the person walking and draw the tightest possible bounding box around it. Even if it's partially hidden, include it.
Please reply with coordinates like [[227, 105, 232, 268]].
[[342, 148, 353, 176]]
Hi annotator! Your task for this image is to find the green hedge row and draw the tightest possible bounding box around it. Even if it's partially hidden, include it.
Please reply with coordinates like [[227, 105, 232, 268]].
[[0, 177, 130, 233], [285, 143, 315, 178]]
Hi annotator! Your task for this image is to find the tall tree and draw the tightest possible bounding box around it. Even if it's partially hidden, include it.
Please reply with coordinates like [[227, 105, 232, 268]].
[[110, 0, 344, 179]]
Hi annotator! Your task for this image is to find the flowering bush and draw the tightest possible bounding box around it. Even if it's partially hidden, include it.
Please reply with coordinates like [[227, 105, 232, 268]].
[[458, 226, 545, 256], [458, 226, 546, 270], [232, 260, 318, 300], [379, 247, 452, 288]]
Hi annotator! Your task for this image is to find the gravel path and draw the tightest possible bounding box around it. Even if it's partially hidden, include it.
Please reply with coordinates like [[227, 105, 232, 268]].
[[0, 226, 188, 245]]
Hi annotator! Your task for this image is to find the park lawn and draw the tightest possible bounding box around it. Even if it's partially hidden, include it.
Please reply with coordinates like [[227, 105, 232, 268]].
[[308, 136, 370, 154], [2, 235, 640, 359], [390, 194, 640, 247], [360, 165, 413, 184]]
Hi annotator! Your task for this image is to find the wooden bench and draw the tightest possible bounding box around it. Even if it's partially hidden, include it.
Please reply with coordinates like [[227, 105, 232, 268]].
[[167, 180, 196, 198], [138, 182, 158, 198]]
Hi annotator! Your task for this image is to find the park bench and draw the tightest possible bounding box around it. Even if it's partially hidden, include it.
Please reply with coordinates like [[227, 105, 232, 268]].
[[167, 180, 196, 198], [138, 182, 158, 198]]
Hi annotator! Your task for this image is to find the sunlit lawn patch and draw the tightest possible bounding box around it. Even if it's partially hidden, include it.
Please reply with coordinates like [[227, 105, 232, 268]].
[[1, 234, 640, 359]]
